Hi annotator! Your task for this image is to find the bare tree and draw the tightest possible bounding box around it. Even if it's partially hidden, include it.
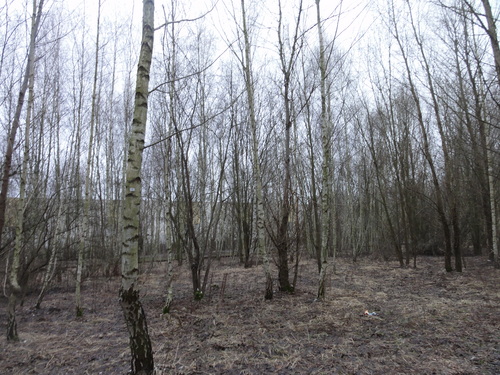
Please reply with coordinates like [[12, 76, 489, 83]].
[[297, 51, 322, 271], [478, 0, 500, 268], [4, 0, 45, 341], [75, 0, 103, 317], [387, 0, 455, 272], [119, 0, 155, 373], [269, 0, 304, 293], [240, 0, 273, 299], [315, 0, 334, 301]]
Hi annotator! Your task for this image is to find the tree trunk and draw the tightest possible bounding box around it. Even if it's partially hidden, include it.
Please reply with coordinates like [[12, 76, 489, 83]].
[[5, 0, 44, 341], [316, 0, 333, 301], [36, 55, 64, 308], [274, 0, 303, 293], [480, 0, 500, 268], [241, 0, 273, 300], [162, 141, 174, 314], [76, 0, 102, 316], [119, 1, 155, 373], [119, 286, 154, 374], [459, 15, 491, 258], [304, 96, 321, 272], [0, 0, 44, 256], [8, 39, 33, 341]]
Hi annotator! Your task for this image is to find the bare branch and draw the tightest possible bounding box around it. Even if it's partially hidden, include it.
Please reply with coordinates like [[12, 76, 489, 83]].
[[149, 40, 234, 94], [154, 0, 218, 31], [144, 88, 245, 149]]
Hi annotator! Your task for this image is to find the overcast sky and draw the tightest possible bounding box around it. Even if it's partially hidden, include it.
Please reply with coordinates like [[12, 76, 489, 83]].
[[59, 0, 374, 49]]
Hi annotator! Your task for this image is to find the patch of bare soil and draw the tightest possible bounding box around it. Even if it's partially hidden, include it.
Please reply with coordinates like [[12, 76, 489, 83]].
[[0, 256, 499, 374]]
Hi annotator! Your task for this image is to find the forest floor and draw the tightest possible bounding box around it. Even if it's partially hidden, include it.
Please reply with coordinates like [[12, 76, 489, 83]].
[[0, 256, 499, 374]]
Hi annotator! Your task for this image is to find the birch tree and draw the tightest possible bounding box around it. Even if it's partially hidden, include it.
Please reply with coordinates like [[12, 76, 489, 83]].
[[316, 0, 333, 300], [75, 0, 102, 317], [298, 52, 322, 271], [119, 0, 155, 373], [0, 0, 44, 270], [7, 29, 34, 341], [228, 66, 254, 268], [240, 0, 273, 299], [33, 11, 67, 308], [477, 0, 500, 268], [4, 0, 44, 341]]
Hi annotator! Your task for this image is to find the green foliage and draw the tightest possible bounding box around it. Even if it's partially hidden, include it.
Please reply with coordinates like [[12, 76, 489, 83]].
[[194, 289, 204, 301]]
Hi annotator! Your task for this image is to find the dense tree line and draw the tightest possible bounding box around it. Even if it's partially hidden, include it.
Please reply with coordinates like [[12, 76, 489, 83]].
[[0, 0, 498, 372]]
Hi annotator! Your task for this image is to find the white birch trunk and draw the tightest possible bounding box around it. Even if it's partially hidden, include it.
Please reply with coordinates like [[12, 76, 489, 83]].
[[316, 0, 332, 301], [119, 1, 155, 373], [163, 204, 174, 313], [486, 132, 498, 268]]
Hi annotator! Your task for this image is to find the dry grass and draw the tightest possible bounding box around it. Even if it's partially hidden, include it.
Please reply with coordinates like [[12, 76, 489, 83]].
[[0, 256, 499, 374]]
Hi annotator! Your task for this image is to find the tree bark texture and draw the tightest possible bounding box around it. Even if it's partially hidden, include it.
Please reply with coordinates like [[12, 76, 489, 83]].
[[119, 0, 155, 373], [119, 286, 154, 375]]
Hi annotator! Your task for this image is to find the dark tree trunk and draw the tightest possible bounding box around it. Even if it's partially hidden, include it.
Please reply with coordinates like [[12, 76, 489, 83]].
[[7, 290, 20, 341], [452, 207, 462, 272], [190, 259, 202, 298], [277, 230, 292, 292], [265, 276, 273, 300], [119, 287, 154, 375], [442, 215, 453, 272]]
